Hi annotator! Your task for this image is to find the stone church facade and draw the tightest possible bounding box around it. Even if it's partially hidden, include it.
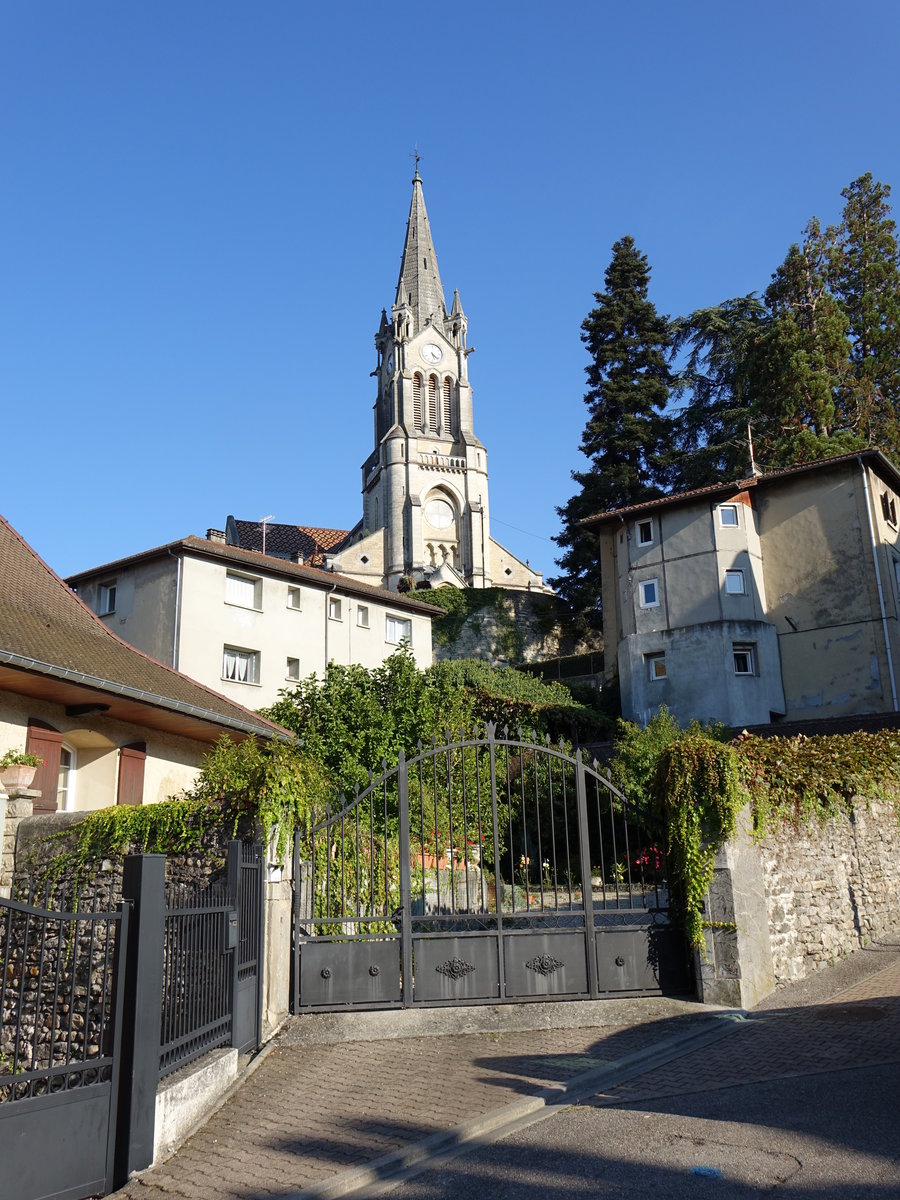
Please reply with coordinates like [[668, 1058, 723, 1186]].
[[327, 172, 548, 595]]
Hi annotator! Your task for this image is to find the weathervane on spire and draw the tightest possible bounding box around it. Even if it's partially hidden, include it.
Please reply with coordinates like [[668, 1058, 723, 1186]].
[[410, 143, 422, 178]]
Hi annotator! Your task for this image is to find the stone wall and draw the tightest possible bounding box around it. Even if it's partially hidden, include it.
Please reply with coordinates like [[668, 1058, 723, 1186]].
[[698, 795, 900, 1008], [758, 798, 900, 985], [0, 786, 36, 898], [431, 587, 602, 667]]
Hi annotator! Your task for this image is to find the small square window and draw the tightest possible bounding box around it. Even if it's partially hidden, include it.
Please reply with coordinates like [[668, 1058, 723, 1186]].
[[328, 596, 342, 621], [718, 504, 739, 527], [639, 579, 659, 608], [725, 569, 745, 595], [882, 491, 898, 527], [733, 644, 756, 676], [646, 652, 667, 681], [386, 615, 412, 644], [636, 519, 654, 546], [287, 586, 302, 610], [285, 657, 300, 680], [357, 604, 370, 628], [222, 646, 260, 685], [98, 581, 117, 616]]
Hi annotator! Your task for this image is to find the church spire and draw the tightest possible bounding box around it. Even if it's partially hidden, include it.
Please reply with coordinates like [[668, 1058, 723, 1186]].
[[394, 171, 447, 332]]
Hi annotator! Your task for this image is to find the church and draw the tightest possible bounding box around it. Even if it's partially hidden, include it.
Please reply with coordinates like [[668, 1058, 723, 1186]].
[[228, 170, 548, 595]]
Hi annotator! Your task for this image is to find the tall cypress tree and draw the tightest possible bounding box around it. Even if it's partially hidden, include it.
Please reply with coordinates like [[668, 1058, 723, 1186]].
[[829, 173, 900, 455], [752, 218, 862, 466], [552, 237, 672, 619]]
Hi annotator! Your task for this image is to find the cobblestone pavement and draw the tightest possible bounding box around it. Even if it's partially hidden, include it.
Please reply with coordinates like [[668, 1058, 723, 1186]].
[[116, 946, 900, 1200]]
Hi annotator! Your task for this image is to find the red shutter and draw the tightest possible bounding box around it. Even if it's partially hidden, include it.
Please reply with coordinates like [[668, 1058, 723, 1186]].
[[117, 743, 146, 806], [25, 721, 63, 814]]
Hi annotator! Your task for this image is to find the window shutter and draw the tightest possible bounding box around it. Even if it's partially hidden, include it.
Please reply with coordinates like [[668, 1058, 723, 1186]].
[[413, 374, 423, 427], [442, 378, 452, 431], [117, 742, 146, 807], [428, 375, 438, 428], [25, 720, 63, 813]]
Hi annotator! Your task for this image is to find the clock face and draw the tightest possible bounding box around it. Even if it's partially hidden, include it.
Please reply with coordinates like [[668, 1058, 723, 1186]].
[[421, 342, 443, 364], [424, 498, 454, 530]]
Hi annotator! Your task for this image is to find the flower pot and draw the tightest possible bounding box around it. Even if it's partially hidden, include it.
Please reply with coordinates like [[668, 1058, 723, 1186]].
[[1, 764, 37, 790]]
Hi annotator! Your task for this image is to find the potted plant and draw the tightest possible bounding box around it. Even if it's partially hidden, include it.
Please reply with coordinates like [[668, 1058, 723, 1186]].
[[0, 749, 44, 790]]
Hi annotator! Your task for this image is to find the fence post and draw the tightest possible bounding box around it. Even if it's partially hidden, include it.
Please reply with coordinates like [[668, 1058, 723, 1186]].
[[575, 753, 600, 999], [398, 749, 413, 1007], [114, 853, 166, 1187]]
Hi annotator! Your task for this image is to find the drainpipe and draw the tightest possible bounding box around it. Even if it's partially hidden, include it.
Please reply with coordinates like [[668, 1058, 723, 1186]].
[[859, 458, 899, 711], [324, 580, 338, 675]]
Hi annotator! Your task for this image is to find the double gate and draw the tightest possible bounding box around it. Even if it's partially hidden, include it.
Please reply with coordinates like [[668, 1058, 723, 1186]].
[[292, 726, 688, 1011]]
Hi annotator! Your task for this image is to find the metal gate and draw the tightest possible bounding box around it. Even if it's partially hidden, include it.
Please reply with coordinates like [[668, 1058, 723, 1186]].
[[292, 725, 688, 1011], [0, 889, 129, 1200]]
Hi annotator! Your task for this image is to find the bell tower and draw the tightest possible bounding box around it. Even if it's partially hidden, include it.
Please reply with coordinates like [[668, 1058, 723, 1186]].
[[364, 169, 492, 590]]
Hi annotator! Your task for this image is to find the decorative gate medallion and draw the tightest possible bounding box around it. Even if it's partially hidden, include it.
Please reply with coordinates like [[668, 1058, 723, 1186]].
[[525, 954, 564, 976], [436, 957, 476, 980]]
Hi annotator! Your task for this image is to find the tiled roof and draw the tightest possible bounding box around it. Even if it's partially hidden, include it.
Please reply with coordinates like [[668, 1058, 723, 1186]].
[[230, 520, 350, 565], [0, 516, 289, 741], [582, 449, 900, 526], [67, 536, 444, 617]]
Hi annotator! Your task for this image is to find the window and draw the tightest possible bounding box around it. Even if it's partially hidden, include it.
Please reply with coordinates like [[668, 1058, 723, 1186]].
[[328, 596, 342, 621], [57, 745, 75, 811], [413, 373, 423, 427], [222, 646, 260, 684], [881, 491, 898, 527], [226, 572, 261, 610], [386, 615, 412, 644], [357, 604, 370, 628], [287, 586, 302, 610], [285, 657, 300, 680], [639, 579, 659, 608], [733, 643, 756, 676], [98, 581, 117, 616], [428, 375, 438, 428], [646, 653, 667, 681], [725, 569, 745, 595], [442, 378, 452, 431], [636, 519, 654, 546], [718, 504, 739, 527]]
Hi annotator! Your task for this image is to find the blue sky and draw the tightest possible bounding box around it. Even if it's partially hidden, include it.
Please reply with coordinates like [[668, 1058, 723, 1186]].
[[3, 2, 899, 581]]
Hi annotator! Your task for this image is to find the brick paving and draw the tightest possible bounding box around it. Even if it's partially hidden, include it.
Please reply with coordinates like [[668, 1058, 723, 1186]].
[[590, 960, 900, 1108], [116, 956, 900, 1200], [116, 1019, 700, 1200]]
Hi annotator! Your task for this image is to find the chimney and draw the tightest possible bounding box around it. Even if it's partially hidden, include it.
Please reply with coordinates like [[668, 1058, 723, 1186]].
[[206, 528, 226, 543]]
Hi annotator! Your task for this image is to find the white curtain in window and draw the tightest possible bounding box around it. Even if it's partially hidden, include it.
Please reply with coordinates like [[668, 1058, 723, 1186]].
[[386, 616, 412, 644]]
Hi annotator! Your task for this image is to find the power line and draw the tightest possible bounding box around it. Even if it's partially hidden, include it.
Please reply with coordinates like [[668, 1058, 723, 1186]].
[[490, 516, 556, 542]]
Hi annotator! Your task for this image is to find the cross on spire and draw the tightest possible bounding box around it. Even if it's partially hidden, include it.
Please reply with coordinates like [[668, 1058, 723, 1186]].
[[410, 143, 422, 179]]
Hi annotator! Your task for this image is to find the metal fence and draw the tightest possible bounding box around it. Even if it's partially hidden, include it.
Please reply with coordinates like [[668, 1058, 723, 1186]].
[[159, 876, 235, 1078]]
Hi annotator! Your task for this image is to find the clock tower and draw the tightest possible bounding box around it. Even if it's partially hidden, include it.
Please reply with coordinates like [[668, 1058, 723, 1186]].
[[330, 170, 547, 595]]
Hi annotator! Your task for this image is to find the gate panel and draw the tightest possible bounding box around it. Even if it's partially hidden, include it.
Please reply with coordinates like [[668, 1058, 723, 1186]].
[[0, 891, 128, 1200], [292, 726, 688, 1012], [232, 842, 264, 1054], [298, 939, 401, 1007], [412, 936, 500, 1003], [503, 931, 588, 998]]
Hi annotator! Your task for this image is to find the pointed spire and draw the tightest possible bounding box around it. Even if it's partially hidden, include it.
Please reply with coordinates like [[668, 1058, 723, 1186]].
[[395, 173, 447, 332], [450, 289, 464, 317]]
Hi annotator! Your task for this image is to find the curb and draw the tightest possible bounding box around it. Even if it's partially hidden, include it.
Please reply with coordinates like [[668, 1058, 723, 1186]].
[[282, 1011, 746, 1200]]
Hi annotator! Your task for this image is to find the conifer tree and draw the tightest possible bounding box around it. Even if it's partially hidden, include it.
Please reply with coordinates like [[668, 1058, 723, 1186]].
[[829, 173, 900, 454], [552, 237, 672, 619], [668, 296, 768, 488], [752, 218, 862, 466]]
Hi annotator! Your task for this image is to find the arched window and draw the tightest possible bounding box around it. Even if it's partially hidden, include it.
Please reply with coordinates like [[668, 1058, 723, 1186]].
[[428, 375, 438, 429], [442, 378, 452, 432], [413, 373, 423, 428]]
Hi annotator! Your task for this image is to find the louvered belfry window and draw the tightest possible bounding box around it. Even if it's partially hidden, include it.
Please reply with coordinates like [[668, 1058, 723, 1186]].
[[442, 378, 452, 432], [428, 375, 438, 428], [413, 373, 423, 427]]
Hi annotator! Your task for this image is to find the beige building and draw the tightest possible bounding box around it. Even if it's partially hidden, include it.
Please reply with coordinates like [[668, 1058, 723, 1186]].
[[226, 170, 549, 597], [587, 450, 900, 728], [0, 515, 288, 818], [67, 533, 439, 709]]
